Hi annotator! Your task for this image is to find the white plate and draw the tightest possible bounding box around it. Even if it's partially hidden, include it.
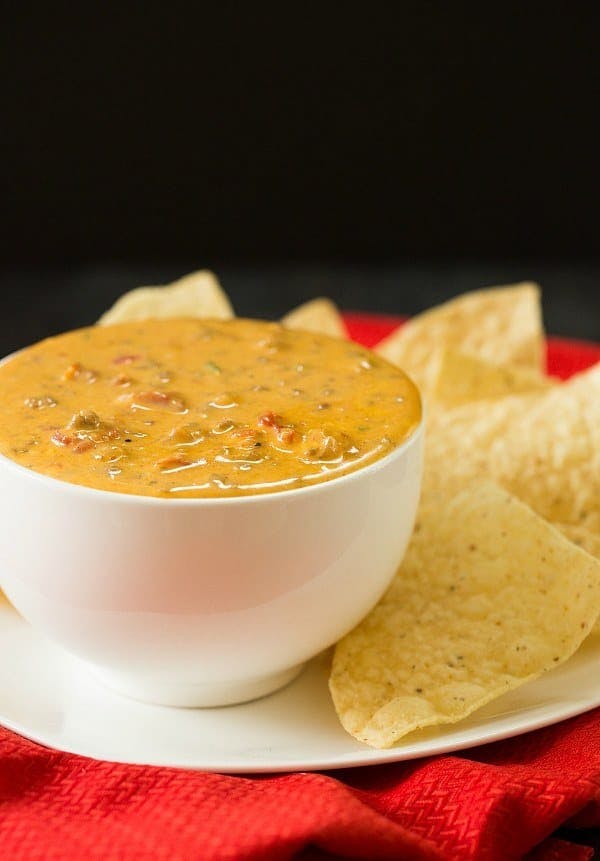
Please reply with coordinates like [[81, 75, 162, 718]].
[[1, 601, 599, 773]]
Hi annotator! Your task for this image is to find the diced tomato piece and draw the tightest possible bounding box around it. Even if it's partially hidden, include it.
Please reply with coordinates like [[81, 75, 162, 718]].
[[51, 430, 73, 447], [258, 411, 283, 430], [156, 452, 192, 470], [277, 427, 296, 445], [72, 438, 95, 454]]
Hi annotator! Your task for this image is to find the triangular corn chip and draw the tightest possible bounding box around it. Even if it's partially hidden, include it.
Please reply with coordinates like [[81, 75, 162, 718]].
[[429, 348, 553, 411], [423, 364, 600, 531], [330, 483, 600, 748], [98, 270, 233, 325], [281, 298, 346, 338], [376, 283, 543, 391]]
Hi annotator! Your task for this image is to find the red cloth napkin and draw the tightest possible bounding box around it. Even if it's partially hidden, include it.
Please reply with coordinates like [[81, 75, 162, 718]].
[[1, 314, 599, 861]]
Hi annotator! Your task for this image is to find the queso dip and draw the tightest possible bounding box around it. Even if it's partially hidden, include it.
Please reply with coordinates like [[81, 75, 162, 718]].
[[0, 319, 421, 497]]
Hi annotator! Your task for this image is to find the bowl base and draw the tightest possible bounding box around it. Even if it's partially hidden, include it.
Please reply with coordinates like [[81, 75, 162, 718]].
[[88, 662, 306, 708]]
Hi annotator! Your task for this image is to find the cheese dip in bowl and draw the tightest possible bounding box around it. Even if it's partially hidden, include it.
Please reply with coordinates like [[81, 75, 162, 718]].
[[0, 319, 423, 706]]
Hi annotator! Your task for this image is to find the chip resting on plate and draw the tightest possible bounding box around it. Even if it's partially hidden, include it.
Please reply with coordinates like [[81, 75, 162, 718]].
[[98, 270, 233, 324], [375, 283, 544, 391], [428, 348, 554, 411], [281, 297, 347, 338], [329, 482, 600, 748]]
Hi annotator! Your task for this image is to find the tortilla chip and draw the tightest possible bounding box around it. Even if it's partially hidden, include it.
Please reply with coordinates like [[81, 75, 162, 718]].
[[375, 283, 543, 391], [423, 364, 600, 531], [487, 363, 600, 531], [429, 348, 554, 411], [98, 270, 233, 325], [329, 483, 600, 748], [281, 298, 346, 338], [556, 524, 600, 559], [558, 529, 600, 635], [423, 391, 543, 498]]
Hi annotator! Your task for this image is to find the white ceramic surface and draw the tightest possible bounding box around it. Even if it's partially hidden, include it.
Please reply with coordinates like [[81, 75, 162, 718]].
[[0, 601, 598, 772], [0, 421, 423, 706]]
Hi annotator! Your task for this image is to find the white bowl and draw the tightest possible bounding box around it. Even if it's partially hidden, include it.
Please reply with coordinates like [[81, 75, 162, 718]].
[[0, 421, 423, 707]]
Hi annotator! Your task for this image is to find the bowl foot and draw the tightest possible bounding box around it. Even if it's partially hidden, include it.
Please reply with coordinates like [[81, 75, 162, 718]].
[[88, 662, 306, 708]]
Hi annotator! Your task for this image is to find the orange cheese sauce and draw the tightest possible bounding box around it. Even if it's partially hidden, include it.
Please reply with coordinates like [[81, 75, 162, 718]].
[[0, 319, 421, 498]]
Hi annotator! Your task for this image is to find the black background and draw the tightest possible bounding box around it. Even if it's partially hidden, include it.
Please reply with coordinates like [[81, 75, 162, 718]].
[[3, 4, 600, 263], [1, 4, 599, 353]]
